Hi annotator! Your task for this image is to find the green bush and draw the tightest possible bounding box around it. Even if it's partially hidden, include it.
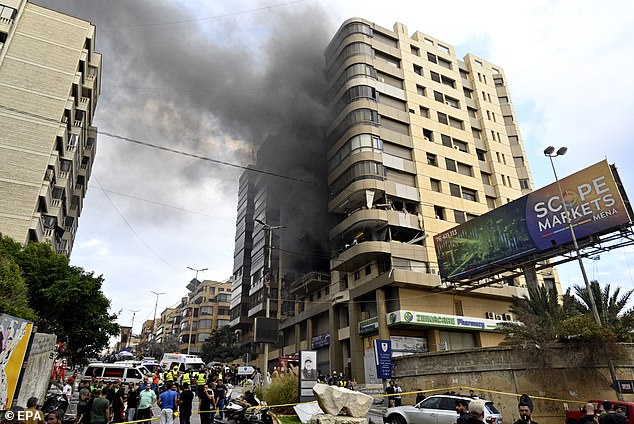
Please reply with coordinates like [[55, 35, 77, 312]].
[[260, 374, 299, 414]]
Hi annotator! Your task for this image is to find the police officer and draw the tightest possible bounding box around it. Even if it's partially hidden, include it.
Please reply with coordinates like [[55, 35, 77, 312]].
[[197, 369, 207, 398], [182, 368, 192, 387]]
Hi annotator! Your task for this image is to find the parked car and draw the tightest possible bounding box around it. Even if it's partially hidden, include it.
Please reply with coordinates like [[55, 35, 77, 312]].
[[384, 394, 503, 424]]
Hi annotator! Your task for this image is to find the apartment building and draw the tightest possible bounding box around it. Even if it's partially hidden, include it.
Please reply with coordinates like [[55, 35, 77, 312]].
[[0, 0, 101, 255], [176, 278, 232, 355], [262, 19, 561, 382]]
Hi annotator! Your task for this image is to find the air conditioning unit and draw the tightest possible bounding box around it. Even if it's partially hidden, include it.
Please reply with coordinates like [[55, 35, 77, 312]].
[[424, 137, 431, 141], [503, 313, 513, 321], [453, 145, 460, 150], [486, 312, 495, 320], [495, 314, 503, 321]]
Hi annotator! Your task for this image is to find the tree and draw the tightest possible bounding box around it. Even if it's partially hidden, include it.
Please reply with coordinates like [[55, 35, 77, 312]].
[[147, 334, 180, 358], [572, 281, 634, 342], [200, 326, 240, 364], [0, 253, 37, 321], [0, 235, 120, 364]]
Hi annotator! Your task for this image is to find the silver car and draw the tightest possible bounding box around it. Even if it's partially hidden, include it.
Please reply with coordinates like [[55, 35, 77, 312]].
[[383, 394, 503, 424]]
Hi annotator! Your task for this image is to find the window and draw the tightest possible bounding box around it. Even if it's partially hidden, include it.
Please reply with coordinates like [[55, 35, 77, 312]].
[[441, 75, 455, 88], [460, 69, 469, 79], [445, 96, 459, 108], [457, 162, 472, 176], [413, 64, 423, 75], [427, 52, 437, 64], [520, 179, 531, 190], [445, 158, 456, 172], [467, 107, 477, 118], [454, 210, 466, 224], [430, 179, 441, 192], [463, 87, 473, 99], [486, 196, 496, 210], [466, 213, 478, 221], [430, 71, 440, 83], [375, 50, 401, 68], [476, 149, 486, 161], [427, 153, 438, 166], [481, 172, 491, 185], [424, 38, 434, 46], [471, 128, 482, 140], [448, 116, 463, 129], [475, 59, 483, 66], [410, 45, 420, 56], [434, 205, 446, 220], [441, 134, 452, 148], [437, 112, 448, 124], [423, 129, 433, 141], [365, 265, 372, 275], [449, 183, 461, 197], [453, 139, 468, 152], [499, 96, 508, 103], [509, 135, 519, 145], [198, 319, 212, 329], [434, 91, 444, 102], [416, 84, 426, 96], [419, 106, 430, 118], [514, 156, 525, 167], [438, 57, 452, 70], [494, 77, 505, 87], [354, 271, 360, 280], [461, 187, 477, 202]]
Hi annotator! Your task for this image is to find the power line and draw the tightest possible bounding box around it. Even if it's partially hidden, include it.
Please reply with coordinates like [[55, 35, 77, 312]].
[[93, 176, 180, 271], [99, 0, 308, 28]]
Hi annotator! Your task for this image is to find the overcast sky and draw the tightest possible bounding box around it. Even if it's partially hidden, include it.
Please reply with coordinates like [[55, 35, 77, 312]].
[[34, 0, 634, 334]]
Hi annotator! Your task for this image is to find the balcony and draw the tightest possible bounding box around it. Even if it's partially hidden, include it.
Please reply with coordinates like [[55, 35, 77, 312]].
[[289, 272, 331, 296], [332, 240, 428, 272], [330, 208, 421, 239], [0, 17, 13, 34]]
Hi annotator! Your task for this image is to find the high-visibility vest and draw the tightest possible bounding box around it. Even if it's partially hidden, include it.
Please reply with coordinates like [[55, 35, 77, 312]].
[[197, 372, 206, 385], [164, 371, 174, 381], [182, 372, 191, 384]]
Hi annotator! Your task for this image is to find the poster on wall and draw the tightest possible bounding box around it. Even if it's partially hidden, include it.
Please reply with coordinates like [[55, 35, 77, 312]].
[[363, 336, 380, 384], [374, 339, 392, 380], [1, 314, 34, 409], [299, 350, 318, 402]]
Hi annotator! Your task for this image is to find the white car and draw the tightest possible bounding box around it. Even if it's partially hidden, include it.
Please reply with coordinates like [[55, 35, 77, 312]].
[[384, 394, 503, 424]]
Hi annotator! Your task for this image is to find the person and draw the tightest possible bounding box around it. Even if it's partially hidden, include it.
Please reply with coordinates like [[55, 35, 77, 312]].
[[252, 368, 262, 388], [214, 379, 227, 420], [158, 382, 179, 424], [76, 384, 91, 424], [91, 388, 110, 424], [179, 383, 194, 424], [393, 381, 403, 406], [198, 384, 214, 424], [181, 368, 192, 388], [579, 403, 599, 424], [137, 383, 157, 422], [196, 370, 207, 398], [415, 390, 426, 405], [25, 397, 44, 424], [456, 399, 470, 424], [600, 402, 626, 424], [112, 381, 125, 423], [514, 402, 538, 424], [126, 382, 139, 423], [386, 380, 396, 408], [468, 400, 487, 424], [46, 410, 64, 424], [301, 358, 317, 380]]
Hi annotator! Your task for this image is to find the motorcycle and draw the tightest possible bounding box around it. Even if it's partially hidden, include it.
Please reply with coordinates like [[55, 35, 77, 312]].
[[213, 398, 272, 424]]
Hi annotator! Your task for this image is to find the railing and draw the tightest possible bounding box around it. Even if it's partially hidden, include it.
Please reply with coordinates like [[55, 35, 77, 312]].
[[73, 120, 83, 127], [0, 17, 13, 25]]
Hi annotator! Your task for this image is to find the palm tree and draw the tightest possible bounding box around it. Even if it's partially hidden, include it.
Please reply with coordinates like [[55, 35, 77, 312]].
[[572, 281, 634, 341], [500, 285, 577, 348]]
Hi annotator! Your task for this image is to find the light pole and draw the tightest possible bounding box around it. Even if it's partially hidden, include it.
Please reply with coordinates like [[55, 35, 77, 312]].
[[151, 291, 165, 344], [128, 309, 139, 349], [186, 266, 208, 281], [255, 218, 285, 385], [544, 146, 622, 399]]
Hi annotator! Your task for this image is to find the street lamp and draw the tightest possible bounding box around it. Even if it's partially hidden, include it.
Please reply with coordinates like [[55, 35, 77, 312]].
[[544, 146, 622, 399], [543, 146, 601, 325], [186, 266, 208, 281], [151, 291, 165, 343], [128, 309, 139, 349], [255, 218, 285, 386]]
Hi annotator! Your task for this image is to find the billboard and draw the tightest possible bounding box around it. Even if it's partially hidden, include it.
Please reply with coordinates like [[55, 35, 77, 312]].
[[1, 314, 34, 409], [434, 160, 632, 280]]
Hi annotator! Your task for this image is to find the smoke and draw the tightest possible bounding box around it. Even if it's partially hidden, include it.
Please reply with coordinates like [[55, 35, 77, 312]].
[[34, 0, 336, 222]]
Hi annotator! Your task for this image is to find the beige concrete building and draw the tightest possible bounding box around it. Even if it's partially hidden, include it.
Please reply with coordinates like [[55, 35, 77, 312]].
[[0, 0, 101, 255], [267, 19, 560, 382], [178, 278, 232, 355]]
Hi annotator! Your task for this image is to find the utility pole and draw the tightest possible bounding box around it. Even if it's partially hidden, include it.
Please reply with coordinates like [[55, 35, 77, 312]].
[[255, 218, 285, 386], [187, 266, 208, 281], [151, 291, 165, 345]]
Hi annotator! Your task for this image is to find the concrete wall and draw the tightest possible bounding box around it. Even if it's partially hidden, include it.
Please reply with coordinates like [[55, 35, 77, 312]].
[[393, 346, 634, 424], [15, 333, 57, 406]]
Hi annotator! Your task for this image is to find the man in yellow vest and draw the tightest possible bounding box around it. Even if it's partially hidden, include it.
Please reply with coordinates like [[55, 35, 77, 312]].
[[182, 368, 192, 387], [196, 369, 207, 398]]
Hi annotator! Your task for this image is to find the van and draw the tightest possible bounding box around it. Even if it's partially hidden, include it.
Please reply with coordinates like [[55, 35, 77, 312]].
[[81, 362, 151, 385], [160, 353, 205, 372]]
